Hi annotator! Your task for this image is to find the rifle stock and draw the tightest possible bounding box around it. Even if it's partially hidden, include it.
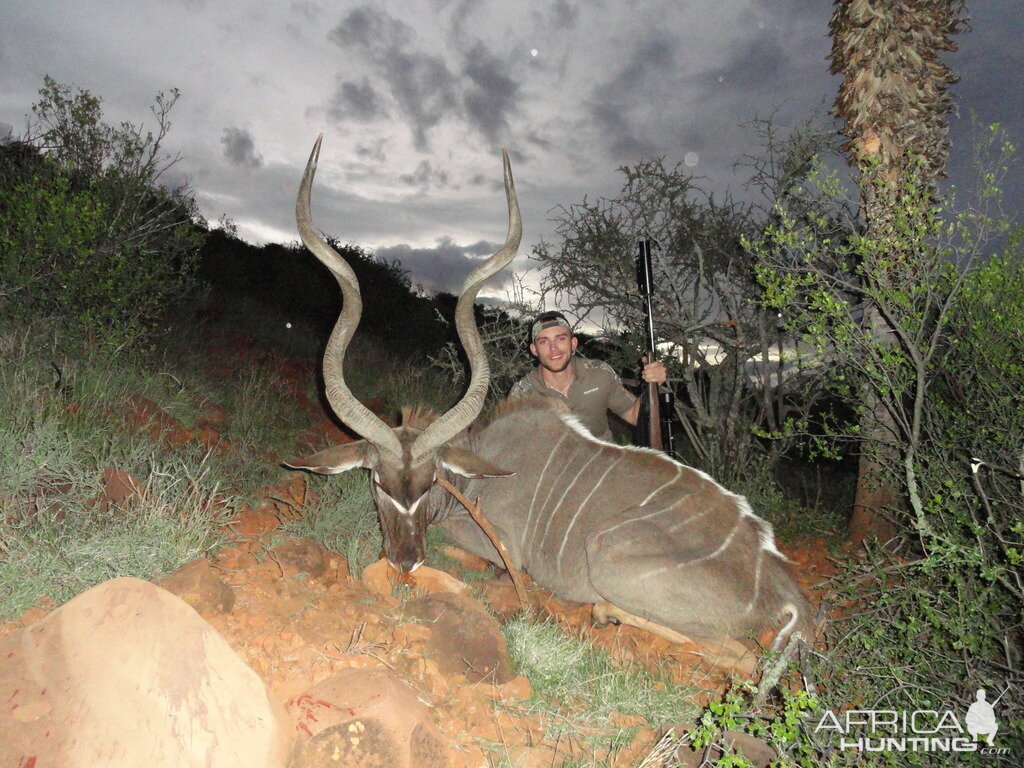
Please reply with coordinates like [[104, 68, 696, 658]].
[[646, 379, 662, 450]]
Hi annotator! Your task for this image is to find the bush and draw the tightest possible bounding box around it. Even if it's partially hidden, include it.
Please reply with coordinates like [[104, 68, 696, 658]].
[[748, 125, 1023, 763], [0, 77, 202, 348]]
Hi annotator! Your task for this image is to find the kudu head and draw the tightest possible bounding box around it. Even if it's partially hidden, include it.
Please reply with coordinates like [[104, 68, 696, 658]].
[[285, 136, 521, 572]]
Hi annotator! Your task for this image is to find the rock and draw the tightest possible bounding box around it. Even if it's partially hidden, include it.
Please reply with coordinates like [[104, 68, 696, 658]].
[[723, 730, 777, 768], [407, 565, 467, 595], [439, 545, 492, 572], [154, 558, 235, 617], [657, 724, 777, 768], [91, 466, 149, 513], [0, 577, 290, 768], [270, 538, 328, 578], [392, 622, 434, 647], [122, 394, 192, 447], [361, 559, 467, 600], [474, 675, 533, 701], [360, 558, 400, 602], [196, 398, 229, 428], [472, 579, 527, 617], [403, 593, 515, 684], [195, 426, 224, 451], [230, 504, 281, 536], [286, 669, 448, 768]]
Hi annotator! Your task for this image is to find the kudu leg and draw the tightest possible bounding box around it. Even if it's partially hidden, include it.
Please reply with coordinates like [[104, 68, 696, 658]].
[[583, 509, 763, 674], [592, 601, 758, 675]]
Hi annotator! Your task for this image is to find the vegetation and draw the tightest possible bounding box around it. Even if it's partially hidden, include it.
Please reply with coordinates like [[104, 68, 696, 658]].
[[0, 323, 230, 617], [671, 125, 1020, 764], [829, 0, 968, 542], [503, 614, 699, 744], [0, 77, 203, 349]]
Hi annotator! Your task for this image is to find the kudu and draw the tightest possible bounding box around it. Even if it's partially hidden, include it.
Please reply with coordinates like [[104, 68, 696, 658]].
[[288, 137, 813, 659]]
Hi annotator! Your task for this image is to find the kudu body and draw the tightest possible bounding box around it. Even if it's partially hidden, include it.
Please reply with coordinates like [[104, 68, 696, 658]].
[[428, 401, 812, 648], [288, 138, 813, 653]]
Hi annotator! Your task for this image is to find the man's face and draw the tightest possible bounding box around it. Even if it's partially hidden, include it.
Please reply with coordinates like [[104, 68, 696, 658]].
[[530, 325, 578, 373]]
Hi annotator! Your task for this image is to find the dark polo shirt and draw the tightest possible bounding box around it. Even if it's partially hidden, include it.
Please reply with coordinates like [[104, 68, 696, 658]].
[[509, 356, 636, 440]]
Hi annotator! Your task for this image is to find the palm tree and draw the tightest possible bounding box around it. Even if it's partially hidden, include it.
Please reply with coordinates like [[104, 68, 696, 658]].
[[828, 0, 966, 543]]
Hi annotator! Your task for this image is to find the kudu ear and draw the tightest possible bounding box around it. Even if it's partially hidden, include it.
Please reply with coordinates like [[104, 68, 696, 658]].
[[284, 440, 374, 475], [438, 446, 514, 479]]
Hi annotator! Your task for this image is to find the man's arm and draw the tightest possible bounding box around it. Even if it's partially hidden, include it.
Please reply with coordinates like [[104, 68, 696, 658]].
[[618, 359, 668, 426]]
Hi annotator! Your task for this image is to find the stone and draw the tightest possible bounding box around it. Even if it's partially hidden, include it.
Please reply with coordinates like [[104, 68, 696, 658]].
[[474, 675, 533, 701], [196, 398, 229, 428], [439, 545, 491, 572], [656, 725, 777, 768], [154, 558, 235, 617], [407, 565, 468, 595], [91, 466, 149, 513], [270, 538, 328, 578], [403, 592, 515, 684], [122, 394, 192, 447], [286, 669, 448, 768], [0, 577, 290, 768]]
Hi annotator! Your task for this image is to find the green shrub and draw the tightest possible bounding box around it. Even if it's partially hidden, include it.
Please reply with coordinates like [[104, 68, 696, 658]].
[[746, 125, 1023, 764], [0, 77, 202, 348]]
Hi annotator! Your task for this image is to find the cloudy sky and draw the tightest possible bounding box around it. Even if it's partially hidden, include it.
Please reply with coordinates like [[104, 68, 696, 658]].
[[1, 0, 1020, 298]]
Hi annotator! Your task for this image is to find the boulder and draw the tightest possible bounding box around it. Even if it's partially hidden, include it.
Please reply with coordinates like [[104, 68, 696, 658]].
[[270, 538, 328, 579], [0, 577, 289, 768], [403, 592, 515, 683], [286, 669, 448, 768]]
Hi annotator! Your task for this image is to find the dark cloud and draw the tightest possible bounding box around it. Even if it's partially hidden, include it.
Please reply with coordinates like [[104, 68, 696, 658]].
[[354, 138, 388, 162], [329, 6, 458, 150], [468, 172, 504, 191], [695, 33, 788, 95], [327, 78, 388, 121], [220, 127, 263, 169], [328, 5, 522, 149], [462, 42, 520, 143], [587, 36, 678, 158], [550, 0, 580, 30], [400, 160, 451, 188], [386, 54, 459, 150], [289, 1, 321, 22], [329, 5, 409, 48], [375, 236, 511, 293]]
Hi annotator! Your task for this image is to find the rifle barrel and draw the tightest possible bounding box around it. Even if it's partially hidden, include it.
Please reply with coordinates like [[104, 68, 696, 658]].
[[636, 239, 662, 451]]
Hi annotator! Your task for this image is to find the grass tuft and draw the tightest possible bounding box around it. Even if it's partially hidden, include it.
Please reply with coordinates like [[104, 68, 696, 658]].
[[281, 471, 380, 576], [502, 615, 700, 743]]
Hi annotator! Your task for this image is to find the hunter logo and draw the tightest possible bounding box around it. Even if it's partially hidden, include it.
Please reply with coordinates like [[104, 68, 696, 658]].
[[966, 689, 999, 746], [814, 686, 1010, 756]]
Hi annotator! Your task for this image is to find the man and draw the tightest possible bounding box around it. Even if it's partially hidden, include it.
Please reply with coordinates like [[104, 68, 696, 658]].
[[509, 311, 668, 441]]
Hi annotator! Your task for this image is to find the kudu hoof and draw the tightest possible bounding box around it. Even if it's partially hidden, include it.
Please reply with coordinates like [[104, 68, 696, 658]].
[[591, 601, 623, 628]]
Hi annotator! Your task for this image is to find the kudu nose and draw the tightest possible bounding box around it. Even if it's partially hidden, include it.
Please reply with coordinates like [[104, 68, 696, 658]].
[[392, 544, 422, 575]]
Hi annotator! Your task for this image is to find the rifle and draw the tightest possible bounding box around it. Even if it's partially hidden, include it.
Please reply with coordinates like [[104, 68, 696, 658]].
[[635, 239, 674, 454]]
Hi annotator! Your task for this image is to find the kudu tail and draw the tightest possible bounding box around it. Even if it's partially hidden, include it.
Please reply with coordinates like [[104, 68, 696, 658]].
[[770, 601, 815, 654]]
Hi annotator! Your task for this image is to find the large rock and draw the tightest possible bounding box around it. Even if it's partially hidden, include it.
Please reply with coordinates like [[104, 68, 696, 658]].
[[286, 669, 449, 768], [403, 592, 515, 683], [0, 577, 289, 768]]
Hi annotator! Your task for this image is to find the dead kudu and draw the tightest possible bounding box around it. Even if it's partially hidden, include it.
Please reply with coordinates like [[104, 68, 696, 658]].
[[287, 138, 814, 670]]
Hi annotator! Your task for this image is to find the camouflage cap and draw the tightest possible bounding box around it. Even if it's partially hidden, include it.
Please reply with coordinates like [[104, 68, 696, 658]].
[[530, 311, 573, 340]]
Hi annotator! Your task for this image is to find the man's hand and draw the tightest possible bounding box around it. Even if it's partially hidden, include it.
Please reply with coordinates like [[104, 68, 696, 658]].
[[641, 358, 668, 385]]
